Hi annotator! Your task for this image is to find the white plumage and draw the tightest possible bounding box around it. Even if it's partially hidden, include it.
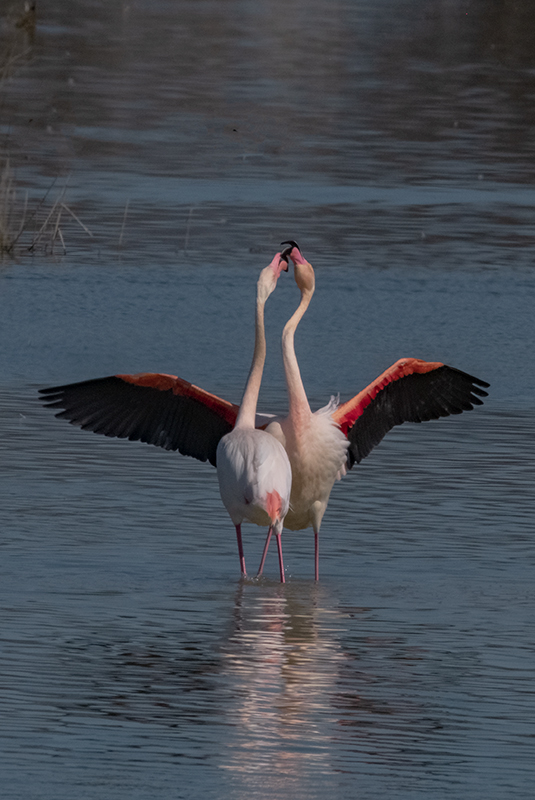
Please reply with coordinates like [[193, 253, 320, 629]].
[[217, 428, 291, 531], [267, 400, 347, 533], [216, 254, 292, 581]]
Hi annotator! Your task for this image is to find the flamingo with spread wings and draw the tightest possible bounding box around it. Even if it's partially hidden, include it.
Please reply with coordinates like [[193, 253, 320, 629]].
[[258, 241, 489, 579], [41, 252, 291, 581], [40, 242, 488, 581]]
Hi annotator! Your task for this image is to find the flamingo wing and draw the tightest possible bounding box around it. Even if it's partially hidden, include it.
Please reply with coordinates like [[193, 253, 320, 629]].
[[39, 372, 240, 466], [332, 358, 489, 468]]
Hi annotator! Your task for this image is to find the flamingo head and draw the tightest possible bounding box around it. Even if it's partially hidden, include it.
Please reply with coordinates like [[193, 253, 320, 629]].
[[257, 251, 289, 302], [281, 240, 315, 295]]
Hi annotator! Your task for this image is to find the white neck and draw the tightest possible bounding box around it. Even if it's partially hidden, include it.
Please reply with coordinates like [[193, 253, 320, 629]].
[[234, 293, 267, 430], [282, 286, 313, 420]]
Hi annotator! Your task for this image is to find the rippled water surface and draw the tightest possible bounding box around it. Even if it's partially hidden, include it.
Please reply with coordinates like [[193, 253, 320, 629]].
[[1, 1, 535, 798]]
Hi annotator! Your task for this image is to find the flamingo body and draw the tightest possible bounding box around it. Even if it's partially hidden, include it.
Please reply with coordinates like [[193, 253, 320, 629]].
[[267, 398, 347, 533], [214, 254, 291, 580], [257, 241, 490, 578], [217, 428, 291, 532]]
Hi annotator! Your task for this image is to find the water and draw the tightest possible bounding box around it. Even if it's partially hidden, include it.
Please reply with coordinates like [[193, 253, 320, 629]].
[[1, 1, 535, 798]]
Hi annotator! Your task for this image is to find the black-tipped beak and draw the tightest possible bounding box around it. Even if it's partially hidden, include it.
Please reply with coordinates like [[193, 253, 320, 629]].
[[280, 240, 299, 259]]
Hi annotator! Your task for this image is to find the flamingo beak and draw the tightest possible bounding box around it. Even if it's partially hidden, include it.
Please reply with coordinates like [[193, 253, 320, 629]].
[[268, 252, 289, 278], [280, 240, 307, 266]]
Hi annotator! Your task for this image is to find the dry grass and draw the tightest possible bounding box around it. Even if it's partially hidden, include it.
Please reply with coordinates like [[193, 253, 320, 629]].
[[0, 44, 32, 83], [27, 178, 94, 255], [1, 5, 96, 259], [0, 159, 27, 255], [0, 161, 93, 258], [1, 2, 35, 82]]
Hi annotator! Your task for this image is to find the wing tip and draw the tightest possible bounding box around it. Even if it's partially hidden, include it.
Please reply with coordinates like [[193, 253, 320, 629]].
[[466, 376, 490, 391], [39, 385, 60, 396], [444, 365, 490, 390]]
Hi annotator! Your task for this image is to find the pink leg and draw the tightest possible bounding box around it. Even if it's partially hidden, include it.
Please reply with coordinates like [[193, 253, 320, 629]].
[[236, 524, 246, 576], [276, 533, 285, 584], [257, 526, 273, 577], [314, 531, 319, 581]]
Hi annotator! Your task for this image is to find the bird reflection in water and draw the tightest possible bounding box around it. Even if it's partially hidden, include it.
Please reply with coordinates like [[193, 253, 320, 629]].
[[219, 581, 346, 785], [218, 584, 440, 790]]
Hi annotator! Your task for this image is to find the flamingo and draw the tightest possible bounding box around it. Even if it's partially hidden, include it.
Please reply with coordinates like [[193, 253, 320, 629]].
[[258, 241, 490, 580], [40, 242, 489, 581], [216, 254, 292, 581], [40, 252, 291, 581]]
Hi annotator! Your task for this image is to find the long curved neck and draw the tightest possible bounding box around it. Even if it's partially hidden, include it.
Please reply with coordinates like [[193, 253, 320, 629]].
[[234, 293, 267, 430], [282, 287, 313, 419]]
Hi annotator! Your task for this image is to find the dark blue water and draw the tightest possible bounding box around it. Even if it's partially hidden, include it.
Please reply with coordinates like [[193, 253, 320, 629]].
[[1, 1, 535, 798]]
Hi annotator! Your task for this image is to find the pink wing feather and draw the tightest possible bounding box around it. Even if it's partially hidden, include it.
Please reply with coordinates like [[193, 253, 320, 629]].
[[332, 358, 489, 467]]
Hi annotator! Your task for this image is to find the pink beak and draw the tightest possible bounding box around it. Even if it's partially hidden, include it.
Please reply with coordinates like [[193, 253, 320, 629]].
[[289, 247, 307, 266], [268, 252, 289, 278]]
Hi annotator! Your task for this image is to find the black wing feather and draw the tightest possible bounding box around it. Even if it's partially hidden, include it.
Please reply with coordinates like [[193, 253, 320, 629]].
[[347, 366, 489, 468], [39, 376, 233, 466]]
